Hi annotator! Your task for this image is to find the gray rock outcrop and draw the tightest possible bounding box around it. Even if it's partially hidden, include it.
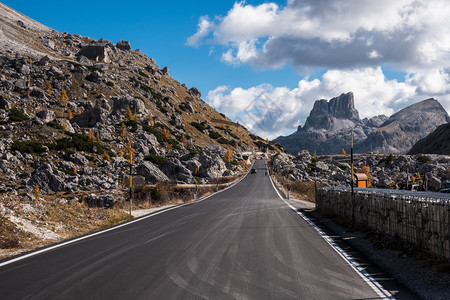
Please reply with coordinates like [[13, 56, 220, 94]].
[[136, 161, 169, 184]]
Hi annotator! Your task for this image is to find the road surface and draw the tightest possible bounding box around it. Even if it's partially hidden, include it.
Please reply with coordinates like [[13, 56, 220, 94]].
[[0, 159, 416, 299]]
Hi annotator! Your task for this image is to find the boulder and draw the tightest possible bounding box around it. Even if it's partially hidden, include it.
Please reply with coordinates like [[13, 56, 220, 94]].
[[69, 152, 89, 165], [160, 159, 193, 183], [77, 45, 112, 62], [36, 56, 50, 66], [27, 163, 71, 192], [70, 107, 108, 128], [37, 110, 55, 123], [116, 40, 131, 51], [136, 161, 169, 184], [86, 71, 101, 83], [112, 96, 146, 116], [296, 150, 311, 162], [29, 87, 46, 98], [77, 55, 92, 66], [55, 118, 75, 133], [189, 87, 201, 98]]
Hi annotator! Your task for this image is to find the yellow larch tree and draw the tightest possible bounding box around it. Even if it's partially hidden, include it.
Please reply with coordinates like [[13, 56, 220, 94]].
[[224, 148, 233, 163]]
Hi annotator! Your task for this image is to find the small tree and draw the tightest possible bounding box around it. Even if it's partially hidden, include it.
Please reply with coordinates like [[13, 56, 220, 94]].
[[87, 131, 96, 142], [180, 134, 188, 147], [161, 128, 170, 141], [102, 150, 110, 161], [148, 114, 154, 127], [356, 163, 372, 187], [125, 139, 135, 164], [32, 185, 40, 202], [67, 108, 72, 120], [60, 90, 68, 106], [120, 122, 127, 138], [43, 81, 52, 95], [224, 148, 233, 163], [341, 148, 346, 155], [126, 106, 134, 121]]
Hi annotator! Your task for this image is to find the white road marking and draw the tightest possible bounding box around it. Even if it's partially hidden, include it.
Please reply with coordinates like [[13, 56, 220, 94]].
[[268, 174, 394, 300]]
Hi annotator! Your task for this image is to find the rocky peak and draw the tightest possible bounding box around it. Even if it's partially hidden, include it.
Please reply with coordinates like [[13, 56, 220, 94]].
[[303, 92, 360, 131], [381, 98, 450, 129]]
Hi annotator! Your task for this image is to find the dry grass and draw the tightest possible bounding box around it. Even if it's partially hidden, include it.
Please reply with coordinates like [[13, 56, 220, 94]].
[[0, 193, 132, 260]]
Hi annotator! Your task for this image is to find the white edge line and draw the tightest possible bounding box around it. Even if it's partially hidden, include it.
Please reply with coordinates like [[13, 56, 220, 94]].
[[268, 174, 394, 300], [0, 166, 253, 268]]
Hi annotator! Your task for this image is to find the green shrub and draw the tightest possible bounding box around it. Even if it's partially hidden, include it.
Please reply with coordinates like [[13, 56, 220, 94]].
[[379, 154, 396, 165], [190, 121, 206, 132], [11, 141, 48, 154], [124, 119, 139, 132], [0, 96, 7, 110], [106, 81, 115, 87], [208, 131, 222, 139], [168, 139, 181, 150], [47, 121, 64, 131], [217, 137, 233, 145], [8, 108, 29, 122], [138, 70, 149, 78], [142, 125, 165, 143], [60, 168, 76, 176], [417, 155, 431, 163], [55, 133, 106, 155], [144, 154, 167, 165]]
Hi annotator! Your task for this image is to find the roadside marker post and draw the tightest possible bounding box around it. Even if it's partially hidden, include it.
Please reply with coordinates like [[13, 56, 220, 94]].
[[350, 131, 355, 226]]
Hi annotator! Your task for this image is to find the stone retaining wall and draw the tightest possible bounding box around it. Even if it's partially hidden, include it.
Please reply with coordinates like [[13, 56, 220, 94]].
[[317, 187, 450, 261]]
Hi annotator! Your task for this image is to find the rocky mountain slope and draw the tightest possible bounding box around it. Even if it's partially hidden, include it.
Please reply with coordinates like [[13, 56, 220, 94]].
[[275, 92, 450, 155], [0, 4, 277, 202], [408, 123, 450, 155], [357, 99, 450, 153]]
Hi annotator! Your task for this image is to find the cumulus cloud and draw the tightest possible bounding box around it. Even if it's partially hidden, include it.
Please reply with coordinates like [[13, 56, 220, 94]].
[[185, 16, 213, 47], [192, 1, 450, 138], [206, 67, 450, 139], [187, 0, 450, 70]]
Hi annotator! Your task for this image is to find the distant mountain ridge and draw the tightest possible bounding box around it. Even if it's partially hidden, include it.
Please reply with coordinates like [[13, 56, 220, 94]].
[[274, 93, 450, 155], [408, 123, 450, 155]]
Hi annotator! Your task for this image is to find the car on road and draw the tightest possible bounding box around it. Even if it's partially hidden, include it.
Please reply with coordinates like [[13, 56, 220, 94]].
[[251, 168, 257, 174]]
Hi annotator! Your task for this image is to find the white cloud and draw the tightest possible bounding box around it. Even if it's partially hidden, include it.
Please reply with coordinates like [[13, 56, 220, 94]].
[[192, 1, 450, 139], [188, 0, 450, 70], [206, 67, 450, 139], [185, 16, 213, 47]]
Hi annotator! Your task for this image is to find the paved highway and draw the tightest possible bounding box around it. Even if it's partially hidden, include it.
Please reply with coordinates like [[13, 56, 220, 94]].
[[0, 159, 416, 299]]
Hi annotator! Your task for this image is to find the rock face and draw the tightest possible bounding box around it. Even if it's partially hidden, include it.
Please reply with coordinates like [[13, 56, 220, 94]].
[[275, 92, 368, 155], [357, 99, 450, 154], [275, 94, 450, 155], [136, 162, 169, 184], [303, 92, 360, 131], [77, 44, 113, 62], [408, 123, 450, 155]]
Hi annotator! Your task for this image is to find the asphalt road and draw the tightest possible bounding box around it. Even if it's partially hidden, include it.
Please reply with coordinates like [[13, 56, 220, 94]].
[[0, 159, 416, 299]]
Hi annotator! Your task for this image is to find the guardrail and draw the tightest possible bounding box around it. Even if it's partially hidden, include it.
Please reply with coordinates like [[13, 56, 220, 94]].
[[317, 187, 450, 261]]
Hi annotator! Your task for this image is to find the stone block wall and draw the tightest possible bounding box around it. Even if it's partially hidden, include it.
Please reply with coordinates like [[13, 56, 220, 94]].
[[317, 187, 450, 261]]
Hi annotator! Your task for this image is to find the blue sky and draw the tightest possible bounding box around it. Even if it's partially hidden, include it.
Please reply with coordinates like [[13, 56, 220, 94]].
[[3, 1, 450, 139]]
